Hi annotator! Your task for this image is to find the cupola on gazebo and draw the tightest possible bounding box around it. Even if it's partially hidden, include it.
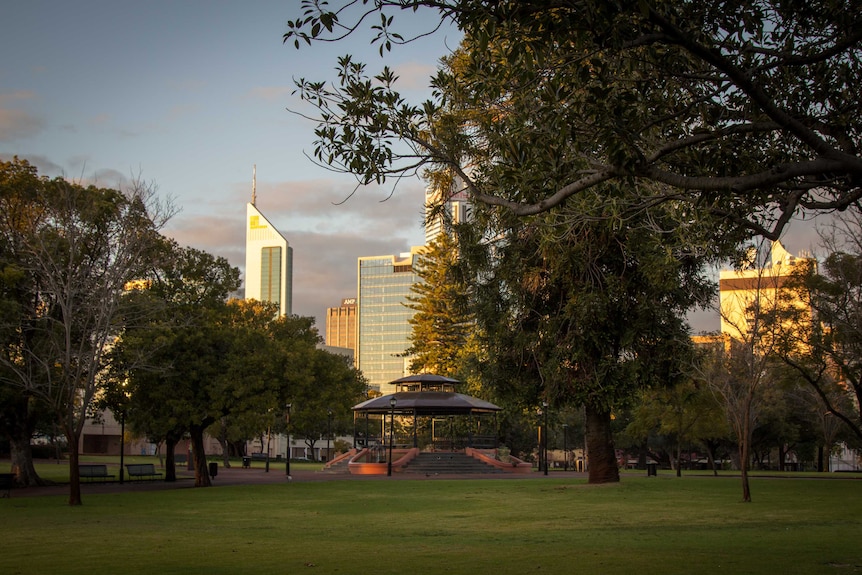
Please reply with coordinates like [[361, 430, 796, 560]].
[[344, 374, 523, 475]]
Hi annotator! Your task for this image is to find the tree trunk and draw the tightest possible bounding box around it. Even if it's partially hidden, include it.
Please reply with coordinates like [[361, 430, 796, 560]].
[[676, 440, 682, 478], [190, 426, 211, 487], [740, 408, 752, 503], [584, 405, 620, 484], [9, 435, 46, 487], [3, 395, 48, 486], [67, 432, 82, 506], [164, 436, 178, 482], [704, 440, 718, 477]]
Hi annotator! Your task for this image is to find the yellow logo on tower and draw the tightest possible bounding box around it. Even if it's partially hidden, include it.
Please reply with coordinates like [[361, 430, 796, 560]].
[[250, 215, 267, 230]]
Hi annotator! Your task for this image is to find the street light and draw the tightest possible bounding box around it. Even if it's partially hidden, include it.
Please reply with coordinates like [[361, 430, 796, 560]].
[[542, 401, 549, 476], [119, 382, 128, 484], [119, 408, 125, 484], [285, 403, 292, 478], [387, 397, 397, 477], [326, 409, 333, 463]]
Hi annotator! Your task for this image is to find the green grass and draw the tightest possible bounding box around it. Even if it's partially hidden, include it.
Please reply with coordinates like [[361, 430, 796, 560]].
[[2, 475, 861, 574], [19, 456, 324, 483]]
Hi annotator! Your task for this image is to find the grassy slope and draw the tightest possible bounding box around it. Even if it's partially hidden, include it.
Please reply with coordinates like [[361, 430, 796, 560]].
[[1, 476, 860, 574]]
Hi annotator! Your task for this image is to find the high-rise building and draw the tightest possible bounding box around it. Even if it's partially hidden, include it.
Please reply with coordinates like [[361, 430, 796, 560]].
[[326, 297, 357, 352], [425, 175, 471, 245], [244, 168, 293, 316], [718, 241, 808, 342], [357, 247, 424, 394]]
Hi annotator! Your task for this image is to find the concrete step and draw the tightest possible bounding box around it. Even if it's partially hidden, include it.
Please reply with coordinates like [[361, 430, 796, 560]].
[[404, 452, 503, 474]]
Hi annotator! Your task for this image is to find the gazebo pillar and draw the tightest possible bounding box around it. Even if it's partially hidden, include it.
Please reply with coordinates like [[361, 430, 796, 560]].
[[413, 409, 418, 448]]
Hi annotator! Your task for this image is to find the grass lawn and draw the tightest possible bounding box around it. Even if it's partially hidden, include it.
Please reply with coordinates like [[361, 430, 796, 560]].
[[1, 474, 860, 575]]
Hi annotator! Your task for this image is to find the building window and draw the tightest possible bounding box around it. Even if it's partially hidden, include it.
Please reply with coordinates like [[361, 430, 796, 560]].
[[261, 246, 282, 305]]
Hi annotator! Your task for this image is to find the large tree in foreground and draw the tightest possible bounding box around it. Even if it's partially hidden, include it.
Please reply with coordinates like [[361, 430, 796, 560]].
[[0, 158, 171, 505], [287, 2, 762, 482], [287, 0, 862, 241], [463, 195, 717, 483]]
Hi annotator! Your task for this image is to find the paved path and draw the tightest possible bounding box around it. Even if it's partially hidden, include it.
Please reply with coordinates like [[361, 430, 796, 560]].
[[8, 465, 583, 498]]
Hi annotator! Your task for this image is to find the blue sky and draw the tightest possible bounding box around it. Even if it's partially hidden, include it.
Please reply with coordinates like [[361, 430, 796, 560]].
[[1, 1, 825, 334], [0, 0, 461, 329]]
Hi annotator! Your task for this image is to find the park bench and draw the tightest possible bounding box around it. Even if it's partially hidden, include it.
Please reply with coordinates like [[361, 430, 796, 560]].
[[0, 473, 15, 497], [125, 463, 163, 480], [79, 464, 115, 482]]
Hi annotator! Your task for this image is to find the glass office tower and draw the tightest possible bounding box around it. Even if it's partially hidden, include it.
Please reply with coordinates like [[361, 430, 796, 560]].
[[357, 248, 423, 394], [245, 202, 293, 317]]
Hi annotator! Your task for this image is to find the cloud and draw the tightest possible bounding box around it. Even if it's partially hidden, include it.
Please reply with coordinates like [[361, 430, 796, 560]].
[[392, 60, 439, 91], [162, 176, 426, 332], [0, 108, 44, 141], [246, 86, 293, 101]]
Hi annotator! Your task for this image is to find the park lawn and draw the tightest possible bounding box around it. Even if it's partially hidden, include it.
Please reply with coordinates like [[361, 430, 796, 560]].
[[21, 456, 324, 483], [1, 476, 860, 575]]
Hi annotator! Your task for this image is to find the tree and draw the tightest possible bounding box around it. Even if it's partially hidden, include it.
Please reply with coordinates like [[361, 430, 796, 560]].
[[627, 377, 729, 476], [287, 1, 862, 485], [0, 159, 52, 486], [463, 198, 715, 484], [283, 338, 367, 460], [775, 210, 862, 441], [0, 158, 171, 505], [700, 250, 791, 501], [405, 231, 474, 377], [109, 243, 248, 485], [286, 1, 862, 241]]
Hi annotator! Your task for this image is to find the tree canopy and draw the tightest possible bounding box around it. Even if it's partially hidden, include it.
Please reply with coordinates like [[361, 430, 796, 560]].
[[286, 0, 862, 240], [0, 157, 172, 504]]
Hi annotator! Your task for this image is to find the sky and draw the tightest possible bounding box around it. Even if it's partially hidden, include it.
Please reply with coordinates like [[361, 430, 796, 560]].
[[0, 1, 826, 335], [0, 0, 460, 330]]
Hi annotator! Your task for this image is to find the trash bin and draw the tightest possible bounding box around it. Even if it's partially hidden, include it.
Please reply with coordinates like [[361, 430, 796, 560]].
[[242, 456, 251, 469], [646, 463, 657, 476], [208, 462, 218, 479]]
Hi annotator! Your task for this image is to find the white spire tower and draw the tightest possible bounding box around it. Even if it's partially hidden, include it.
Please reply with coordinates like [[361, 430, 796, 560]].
[[244, 166, 293, 316]]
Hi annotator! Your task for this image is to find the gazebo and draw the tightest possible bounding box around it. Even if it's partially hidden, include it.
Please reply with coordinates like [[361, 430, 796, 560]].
[[342, 374, 528, 475]]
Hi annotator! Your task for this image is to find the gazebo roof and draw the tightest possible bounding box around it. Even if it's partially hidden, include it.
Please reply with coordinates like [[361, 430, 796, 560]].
[[389, 374, 461, 385], [352, 391, 502, 416]]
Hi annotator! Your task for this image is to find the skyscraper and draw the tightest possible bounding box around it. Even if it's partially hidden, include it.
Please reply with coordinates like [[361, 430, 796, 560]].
[[326, 297, 357, 352], [425, 175, 471, 245], [356, 247, 424, 394], [718, 241, 808, 342], [244, 168, 293, 316]]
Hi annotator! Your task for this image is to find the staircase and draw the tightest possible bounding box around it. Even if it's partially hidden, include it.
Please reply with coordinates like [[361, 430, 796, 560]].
[[403, 452, 504, 475]]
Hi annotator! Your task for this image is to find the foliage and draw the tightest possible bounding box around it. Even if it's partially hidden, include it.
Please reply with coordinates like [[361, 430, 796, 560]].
[[461, 196, 717, 483], [405, 230, 477, 377], [286, 0, 862, 241], [627, 378, 730, 474], [775, 210, 862, 441], [107, 243, 244, 483], [0, 157, 172, 504]]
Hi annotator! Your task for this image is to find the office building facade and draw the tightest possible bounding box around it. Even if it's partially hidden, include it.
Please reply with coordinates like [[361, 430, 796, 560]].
[[245, 201, 293, 316], [357, 247, 424, 394], [425, 176, 471, 245], [326, 298, 357, 351]]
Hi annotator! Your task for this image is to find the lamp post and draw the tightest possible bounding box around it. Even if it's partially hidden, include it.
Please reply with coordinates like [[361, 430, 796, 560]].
[[119, 408, 125, 484], [326, 409, 333, 463], [563, 423, 569, 472], [542, 401, 549, 476], [285, 404, 292, 477], [387, 397, 397, 477]]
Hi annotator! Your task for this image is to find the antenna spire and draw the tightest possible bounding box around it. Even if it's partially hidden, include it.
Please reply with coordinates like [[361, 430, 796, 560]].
[[252, 164, 257, 206]]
